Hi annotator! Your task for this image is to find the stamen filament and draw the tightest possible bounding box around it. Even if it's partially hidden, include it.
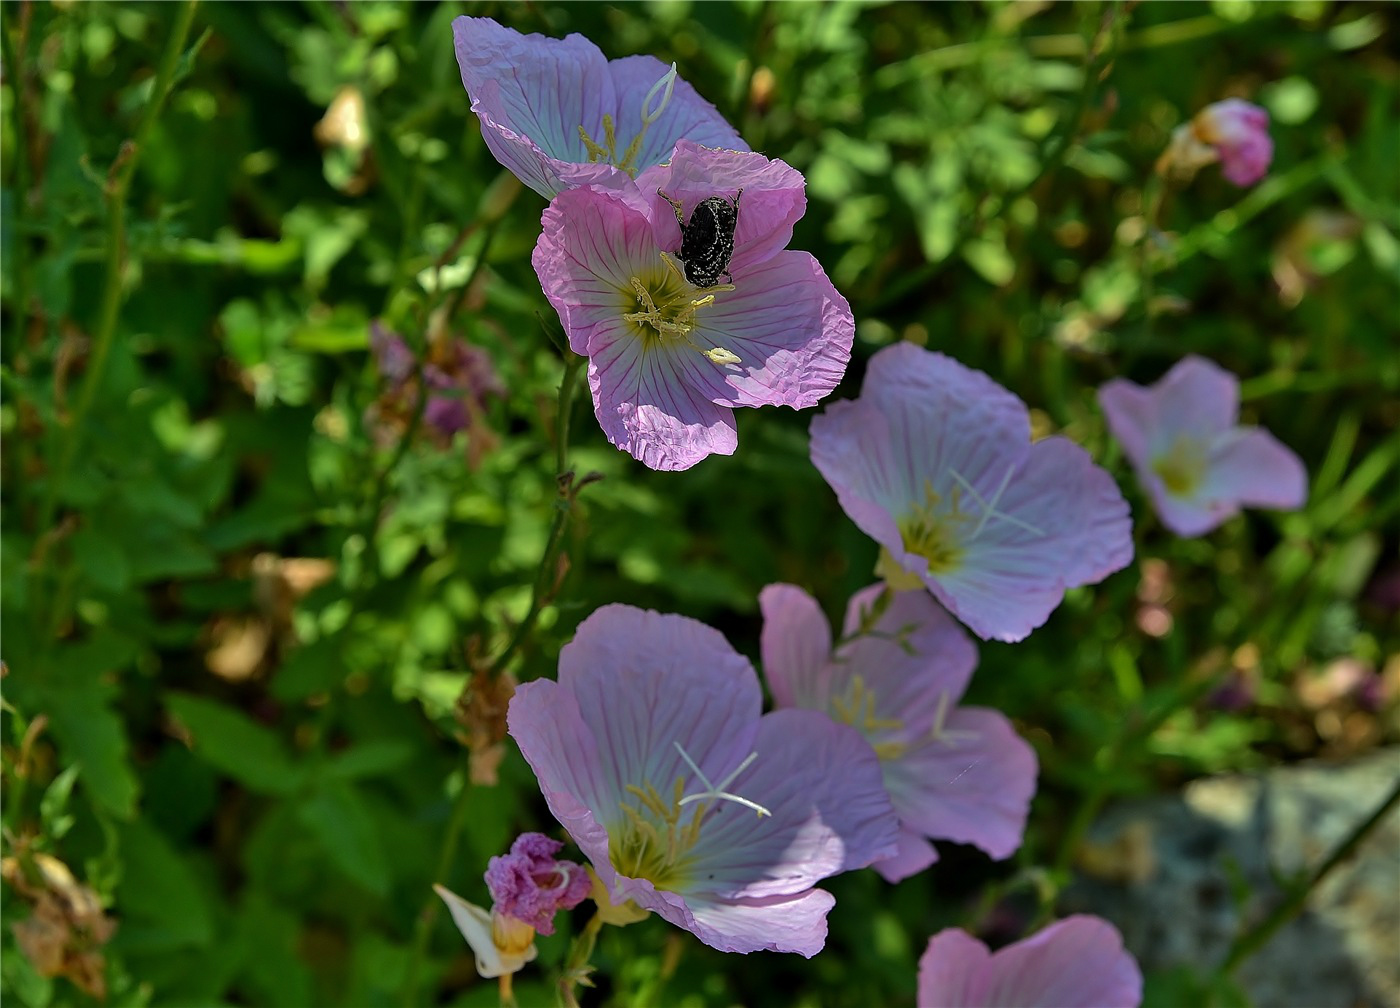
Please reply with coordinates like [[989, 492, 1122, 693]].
[[641, 63, 679, 127], [948, 467, 1044, 539], [674, 742, 772, 817]]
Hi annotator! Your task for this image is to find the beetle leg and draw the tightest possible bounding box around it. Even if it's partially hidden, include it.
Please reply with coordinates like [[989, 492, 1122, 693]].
[[658, 189, 686, 228]]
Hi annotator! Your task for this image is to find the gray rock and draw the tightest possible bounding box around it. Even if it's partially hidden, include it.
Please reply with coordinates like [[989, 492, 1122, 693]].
[[1063, 747, 1400, 1008]]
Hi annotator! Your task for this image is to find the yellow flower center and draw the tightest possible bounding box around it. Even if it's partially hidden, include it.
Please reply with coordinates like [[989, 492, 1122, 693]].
[[890, 467, 1044, 579], [829, 673, 907, 760], [608, 745, 769, 893], [897, 478, 974, 575], [621, 257, 740, 364], [1152, 435, 1207, 497], [610, 778, 704, 892]]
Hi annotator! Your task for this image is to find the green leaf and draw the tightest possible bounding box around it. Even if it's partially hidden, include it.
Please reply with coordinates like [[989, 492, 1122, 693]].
[[296, 780, 388, 896], [165, 693, 303, 795], [115, 819, 215, 952], [44, 686, 139, 819], [39, 765, 81, 841], [326, 740, 414, 780], [71, 525, 132, 593]]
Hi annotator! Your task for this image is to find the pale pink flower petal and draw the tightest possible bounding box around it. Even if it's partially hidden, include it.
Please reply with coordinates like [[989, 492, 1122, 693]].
[[451, 17, 745, 198], [1202, 428, 1307, 510], [882, 707, 1036, 860], [917, 916, 1143, 1008], [756, 583, 833, 710], [1099, 354, 1306, 537], [637, 141, 808, 276], [874, 829, 940, 884], [1200, 98, 1273, 187], [760, 583, 1036, 883], [534, 148, 852, 470], [508, 604, 898, 956], [811, 344, 1133, 641], [1158, 97, 1272, 188]]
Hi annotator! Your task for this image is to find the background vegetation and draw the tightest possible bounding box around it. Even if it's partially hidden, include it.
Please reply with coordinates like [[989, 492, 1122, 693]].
[[2, 1, 1396, 1005]]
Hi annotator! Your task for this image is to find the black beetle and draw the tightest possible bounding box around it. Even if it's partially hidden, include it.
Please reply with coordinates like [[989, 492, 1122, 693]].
[[660, 189, 742, 288]]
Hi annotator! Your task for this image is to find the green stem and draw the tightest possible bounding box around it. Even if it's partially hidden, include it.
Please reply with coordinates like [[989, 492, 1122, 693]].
[[559, 910, 605, 1008], [401, 770, 475, 1008], [396, 352, 585, 1006], [1007, 0, 1126, 206], [487, 352, 587, 678], [1221, 773, 1400, 974], [2, 12, 33, 344], [354, 221, 502, 588], [32, 0, 199, 617]]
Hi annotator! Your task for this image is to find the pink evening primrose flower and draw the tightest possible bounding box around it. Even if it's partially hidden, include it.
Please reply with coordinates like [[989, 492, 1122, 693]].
[[1098, 354, 1306, 537], [1159, 98, 1273, 187], [507, 604, 899, 957], [809, 343, 1133, 643], [452, 16, 747, 199], [917, 916, 1143, 1008], [533, 140, 854, 470], [760, 584, 1037, 883]]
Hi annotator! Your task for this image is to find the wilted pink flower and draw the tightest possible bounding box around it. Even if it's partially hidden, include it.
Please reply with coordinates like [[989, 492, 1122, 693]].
[[917, 916, 1143, 1008], [760, 584, 1037, 883], [1098, 355, 1306, 537], [452, 16, 746, 198], [809, 343, 1133, 642], [534, 141, 853, 470], [484, 832, 591, 936], [1159, 98, 1272, 187], [508, 604, 898, 956]]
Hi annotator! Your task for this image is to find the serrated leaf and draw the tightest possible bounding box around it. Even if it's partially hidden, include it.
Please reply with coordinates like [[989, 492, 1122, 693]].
[[43, 687, 139, 819]]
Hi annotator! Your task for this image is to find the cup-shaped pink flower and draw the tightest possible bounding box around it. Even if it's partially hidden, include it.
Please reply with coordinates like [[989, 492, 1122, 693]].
[[1098, 355, 1306, 537], [507, 604, 899, 956], [917, 916, 1143, 1008], [534, 141, 854, 470], [809, 343, 1133, 642], [452, 17, 747, 198], [760, 584, 1037, 883], [1160, 98, 1272, 187]]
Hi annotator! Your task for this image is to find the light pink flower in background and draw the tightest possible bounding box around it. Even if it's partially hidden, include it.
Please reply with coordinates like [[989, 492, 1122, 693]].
[[451, 16, 747, 198], [809, 343, 1133, 643], [1098, 354, 1306, 537], [760, 583, 1037, 883], [368, 321, 503, 447], [508, 604, 898, 956], [917, 916, 1143, 1008], [1159, 98, 1273, 187], [534, 141, 853, 470]]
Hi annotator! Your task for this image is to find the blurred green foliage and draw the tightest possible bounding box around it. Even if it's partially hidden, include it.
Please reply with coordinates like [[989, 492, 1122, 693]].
[[2, 1, 1397, 1006]]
